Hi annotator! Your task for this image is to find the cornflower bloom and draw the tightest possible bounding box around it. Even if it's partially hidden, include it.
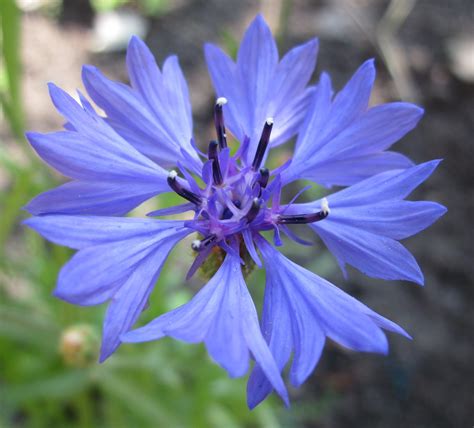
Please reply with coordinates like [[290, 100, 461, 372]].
[[25, 15, 446, 408]]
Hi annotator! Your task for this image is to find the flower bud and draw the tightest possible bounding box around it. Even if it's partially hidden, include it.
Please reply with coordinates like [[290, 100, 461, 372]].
[[59, 324, 100, 367]]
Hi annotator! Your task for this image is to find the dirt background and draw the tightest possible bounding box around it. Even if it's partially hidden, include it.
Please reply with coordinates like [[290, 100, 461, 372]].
[[10, 0, 474, 426]]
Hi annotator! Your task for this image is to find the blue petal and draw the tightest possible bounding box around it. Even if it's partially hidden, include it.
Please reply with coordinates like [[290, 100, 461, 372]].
[[147, 202, 194, 217], [285, 162, 446, 284], [269, 87, 315, 153], [254, 237, 399, 357], [293, 72, 333, 155], [56, 236, 159, 306], [30, 85, 172, 215], [313, 221, 424, 284], [26, 130, 166, 182], [82, 56, 200, 169], [326, 200, 447, 240], [270, 39, 319, 118], [102, 116, 173, 167], [99, 234, 185, 361], [126, 35, 167, 120], [205, 278, 249, 377], [82, 66, 173, 161], [120, 273, 215, 343], [162, 55, 193, 142], [123, 253, 289, 406], [242, 229, 262, 267], [247, 271, 292, 408], [205, 15, 318, 166], [285, 286, 326, 388], [327, 59, 375, 131], [240, 288, 290, 408], [287, 151, 414, 187], [297, 59, 376, 157], [24, 215, 184, 249], [25, 213, 189, 360], [317, 102, 423, 159], [327, 160, 442, 206], [48, 82, 145, 152], [127, 37, 193, 137], [248, 238, 407, 407], [237, 14, 278, 129], [204, 43, 247, 144], [24, 180, 167, 216], [283, 60, 425, 186], [54, 226, 188, 306]]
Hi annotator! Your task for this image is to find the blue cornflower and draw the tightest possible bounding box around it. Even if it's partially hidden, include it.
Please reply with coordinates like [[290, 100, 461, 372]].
[[25, 14, 446, 408]]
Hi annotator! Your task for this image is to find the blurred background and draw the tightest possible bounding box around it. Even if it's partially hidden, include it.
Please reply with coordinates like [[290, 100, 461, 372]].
[[0, 0, 472, 427]]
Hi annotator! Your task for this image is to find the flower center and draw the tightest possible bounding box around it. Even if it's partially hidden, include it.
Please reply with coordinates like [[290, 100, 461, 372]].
[[166, 99, 330, 276]]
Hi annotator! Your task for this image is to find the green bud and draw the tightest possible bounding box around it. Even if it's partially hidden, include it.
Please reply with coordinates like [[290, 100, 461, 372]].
[[59, 324, 100, 367]]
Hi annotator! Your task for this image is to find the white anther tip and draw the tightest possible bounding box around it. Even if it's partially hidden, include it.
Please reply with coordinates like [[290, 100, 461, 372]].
[[321, 197, 330, 214], [191, 239, 201, 250], [266, 117, 274, 125], [216, 97, 228, 106], [168, 170, 178, 179]]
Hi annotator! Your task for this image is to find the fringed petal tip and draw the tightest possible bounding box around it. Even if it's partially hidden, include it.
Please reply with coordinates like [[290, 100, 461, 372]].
[[423, 158, 443, 173], [21, 215, 36, 227], [128, 34, 146, 49], [363, 57, 376, 71], [98, 345, 114, 363], [46, 81, 59, 95], [414, 271, 425, 287], [306, 37, 319, 52], [24, 130, 40, 144], [396, 327, 413, 341], [252, 13, 269, 28], [247, 396, 290, 411], [411, 104, 425, 119], [51, 287, 68, 302], [430, 203, 448, 228], [51, 282, 100, 306]]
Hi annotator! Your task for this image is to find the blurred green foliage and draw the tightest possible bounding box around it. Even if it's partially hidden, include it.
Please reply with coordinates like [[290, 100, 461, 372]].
[[91, 0, 169, 16], [0, 0, 24, 138]]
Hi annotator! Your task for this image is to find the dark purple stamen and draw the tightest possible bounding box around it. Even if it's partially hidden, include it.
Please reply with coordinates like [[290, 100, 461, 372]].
[[167, 171, 202, 205], [222, 200, 241, 220], [277, 210, 328, 224], [252, 118, 273, 170], [245, 198, 262, 224], [208, 140, 223, 186], [192, 234, 218, 252], [257, 167, 270, 188], [214, 98, 227, 149]]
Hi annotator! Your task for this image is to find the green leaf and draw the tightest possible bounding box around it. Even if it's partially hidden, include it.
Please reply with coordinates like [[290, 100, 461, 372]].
[[5, 370, 92, 405], [99, 372, 178, 426], [90, 0, 128, 12], [0, 305, 59, 352], [0, 0, 24, 138]]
